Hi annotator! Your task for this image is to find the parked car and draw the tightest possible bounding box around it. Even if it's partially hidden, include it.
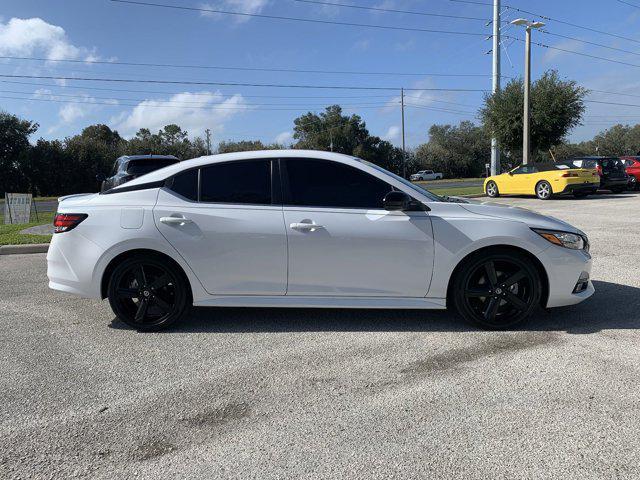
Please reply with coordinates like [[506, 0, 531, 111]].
[[484, 163, 599, 200], [410, 170, 443, 181], [48, 151, 593, 331], [98, 155, 180, 192], [620, 156, 640, 190], [560, 157, 628, 193]]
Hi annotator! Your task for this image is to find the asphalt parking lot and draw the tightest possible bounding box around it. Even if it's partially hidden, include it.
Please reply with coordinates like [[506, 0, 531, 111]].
[[1, 192, 640, 479]]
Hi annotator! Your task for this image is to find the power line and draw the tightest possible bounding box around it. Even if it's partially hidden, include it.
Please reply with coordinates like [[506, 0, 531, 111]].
[[0, 73, 489, 91], [0, 55, 496, 78], [503, 4, 640, 46], [1, 88, 396, 107], [109, 0, 487, 36], [540, 30, 640, 58], [0, 94, 395, 111], [586, 99, 640, 108], [0, 79, 399, 99], [291, 0, 498, 22], [505, 35, 640, 69], [588, 89, 640, 99]]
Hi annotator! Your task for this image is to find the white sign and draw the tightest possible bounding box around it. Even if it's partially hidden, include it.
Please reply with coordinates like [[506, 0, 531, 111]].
[[3, 193, 32, 225]]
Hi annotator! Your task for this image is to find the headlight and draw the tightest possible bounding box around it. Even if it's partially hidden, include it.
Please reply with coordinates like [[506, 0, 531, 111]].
[[533, 228, 588, 251]]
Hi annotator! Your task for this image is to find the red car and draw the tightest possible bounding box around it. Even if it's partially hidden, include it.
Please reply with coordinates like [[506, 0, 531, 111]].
[[621, 156, 640, 190]]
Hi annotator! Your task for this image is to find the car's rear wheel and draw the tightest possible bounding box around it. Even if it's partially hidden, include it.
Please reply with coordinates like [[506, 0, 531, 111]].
[[451, 250, 542, 329], [629, 176, 638, 190], [107, 255, 190, 331], [486, 181, 499, 198], [573, 191, 589, 198], [535, 181, 553, 200]]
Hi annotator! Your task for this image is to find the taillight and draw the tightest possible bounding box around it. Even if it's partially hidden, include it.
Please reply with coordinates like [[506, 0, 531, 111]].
[[53, 213, 88, 233], [561, 172, 579, 177]]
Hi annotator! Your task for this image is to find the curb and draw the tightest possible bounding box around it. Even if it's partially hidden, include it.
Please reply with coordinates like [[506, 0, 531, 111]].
[[0, 244, 50, 255]]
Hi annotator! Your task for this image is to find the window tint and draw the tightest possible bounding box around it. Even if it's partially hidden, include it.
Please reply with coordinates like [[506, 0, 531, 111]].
[[512, 165, 537, 174], [200, 160, 271, 204], [168, 169, 198, 201], [127, 158, 178, 175], [284, 158, 392, 209]]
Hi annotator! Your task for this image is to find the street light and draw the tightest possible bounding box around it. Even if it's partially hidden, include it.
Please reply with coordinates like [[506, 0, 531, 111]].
[[511, 18, 545, 165]]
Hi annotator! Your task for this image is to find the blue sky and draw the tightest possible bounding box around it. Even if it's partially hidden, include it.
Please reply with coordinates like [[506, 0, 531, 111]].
[[2, 0, 640, 148]]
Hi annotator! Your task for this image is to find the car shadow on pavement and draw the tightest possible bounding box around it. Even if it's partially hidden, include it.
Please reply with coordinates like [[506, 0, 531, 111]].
[[110, 280, 639, 334]]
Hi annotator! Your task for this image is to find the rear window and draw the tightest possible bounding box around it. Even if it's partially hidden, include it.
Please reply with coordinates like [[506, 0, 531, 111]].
[[127, 158, 178, 175]]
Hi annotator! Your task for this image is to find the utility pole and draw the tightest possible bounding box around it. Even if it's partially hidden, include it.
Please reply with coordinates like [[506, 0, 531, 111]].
[[401, 87, 406, 178], [523, 26, 531, 165], [511, 18, 545, 165], [205, 128, 212, 155], [490, 0, 501, 175]]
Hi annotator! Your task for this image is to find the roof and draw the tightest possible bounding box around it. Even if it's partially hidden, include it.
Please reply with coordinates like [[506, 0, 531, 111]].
[[111, 150, 364, 190]]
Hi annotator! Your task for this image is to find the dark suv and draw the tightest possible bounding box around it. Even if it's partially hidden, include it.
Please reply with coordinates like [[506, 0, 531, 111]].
[[98, 155, 180, 192], [560, 157, 628, 193]]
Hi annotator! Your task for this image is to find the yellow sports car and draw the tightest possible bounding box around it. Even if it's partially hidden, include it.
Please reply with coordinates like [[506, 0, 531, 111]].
[[484, 163, 600, 200]]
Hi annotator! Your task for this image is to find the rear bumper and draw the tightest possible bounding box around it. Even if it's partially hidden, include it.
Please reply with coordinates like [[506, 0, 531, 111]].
[[559, 182, 599, 194], [601, 178, 628, 189]]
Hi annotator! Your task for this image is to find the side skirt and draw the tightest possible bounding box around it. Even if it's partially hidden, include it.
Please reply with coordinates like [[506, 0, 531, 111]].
[[193, 295, 447, 309]]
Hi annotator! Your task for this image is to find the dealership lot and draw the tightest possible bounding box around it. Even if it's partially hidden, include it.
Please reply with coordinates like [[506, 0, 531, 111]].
[[1, 193, 639, 479]]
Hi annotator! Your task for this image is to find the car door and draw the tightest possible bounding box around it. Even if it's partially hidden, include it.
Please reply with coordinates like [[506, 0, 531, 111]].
[[281, 158, 434, 297], [508, 165, 537, 194], [154, 159, 288, 295]]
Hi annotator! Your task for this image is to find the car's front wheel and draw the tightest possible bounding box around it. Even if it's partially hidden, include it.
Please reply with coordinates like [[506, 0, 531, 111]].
[[451, 250, 542, 329], [107, 255, 191, 331], [486, 180, 499, 197]]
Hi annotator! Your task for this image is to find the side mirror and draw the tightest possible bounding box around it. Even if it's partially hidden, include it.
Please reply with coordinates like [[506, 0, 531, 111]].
[[96, 173, 106, 182], [383, 191, 412, 211]]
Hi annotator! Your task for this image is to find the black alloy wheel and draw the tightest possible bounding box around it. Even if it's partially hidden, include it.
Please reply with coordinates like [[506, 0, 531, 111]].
[[452, 250, 542, 329], [107, 255, 190, 331], [629, 176, 638, 191]]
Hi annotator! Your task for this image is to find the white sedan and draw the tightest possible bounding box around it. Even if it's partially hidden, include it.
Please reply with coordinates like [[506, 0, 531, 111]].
[[47, 150, 594, 331]]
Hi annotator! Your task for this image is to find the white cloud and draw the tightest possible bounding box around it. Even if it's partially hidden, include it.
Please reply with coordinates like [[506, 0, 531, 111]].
[[275, 130, 293, 145], [383, 125, 401, 141], [112, 91, 250, 138], [199, 0, 269, 23], [543, 39, 583, 63], [0, 17, 98, 61], [351, 38, 371, 52]]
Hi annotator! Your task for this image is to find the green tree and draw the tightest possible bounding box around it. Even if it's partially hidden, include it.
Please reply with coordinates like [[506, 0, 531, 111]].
[[480, 70, 587, 159], [415, 121, 490, 178], [589, 124, 640, 156], [292, 105, 412, 175], [0, 111, 38, 193], [217, 140, 282, 153]]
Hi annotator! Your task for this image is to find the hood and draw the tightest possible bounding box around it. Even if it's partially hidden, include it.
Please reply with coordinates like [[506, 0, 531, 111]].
[[458, 200, 582, 234]]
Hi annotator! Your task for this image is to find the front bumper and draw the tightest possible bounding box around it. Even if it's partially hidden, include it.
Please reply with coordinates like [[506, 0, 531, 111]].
[[538, 244, 594, 308]]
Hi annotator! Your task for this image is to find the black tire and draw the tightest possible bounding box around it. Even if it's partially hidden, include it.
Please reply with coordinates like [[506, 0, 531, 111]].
[[486, 180, 500, 198], [573, 191, 589, 198], [535, 180, 553, 200], [107, 255, 191, 331], [629, 176, 638, 191], [450, 249, 542, 329]]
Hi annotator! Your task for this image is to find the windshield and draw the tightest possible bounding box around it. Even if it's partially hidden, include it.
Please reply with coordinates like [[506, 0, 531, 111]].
[[362, 160, 442, 202]]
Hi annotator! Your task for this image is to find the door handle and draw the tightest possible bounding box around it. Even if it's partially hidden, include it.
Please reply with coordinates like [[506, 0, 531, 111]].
[[160, 216, 193, 226], [290, 221, 324, 231]]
